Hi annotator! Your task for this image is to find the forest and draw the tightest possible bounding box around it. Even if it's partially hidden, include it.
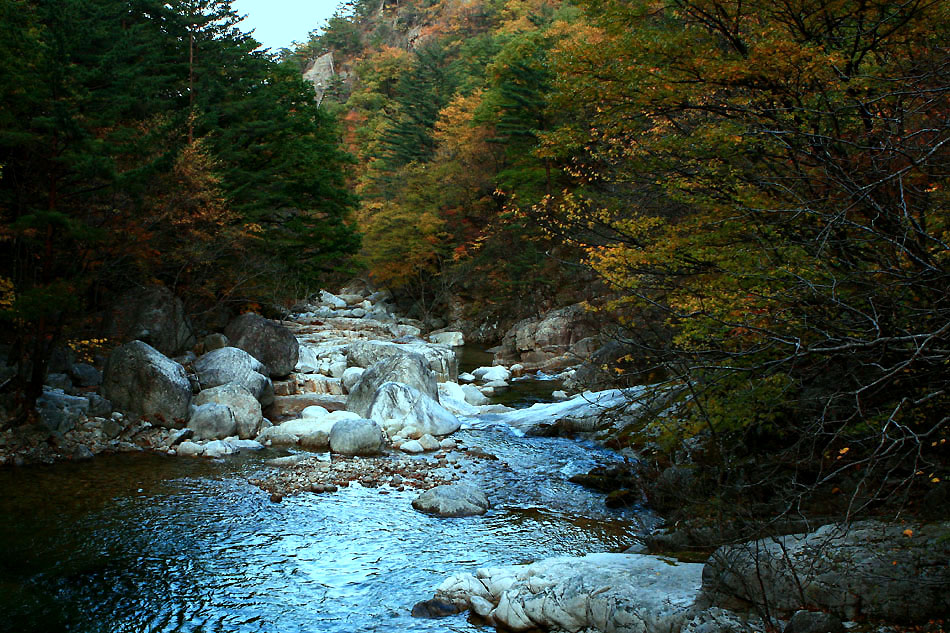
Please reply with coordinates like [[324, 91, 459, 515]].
[[0, 0, 948, 631], [287, 0, 949, 524]]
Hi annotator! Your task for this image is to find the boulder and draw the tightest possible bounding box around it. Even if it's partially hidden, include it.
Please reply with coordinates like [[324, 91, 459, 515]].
[[700, 520, 950, 622], [461, 384, 489, 406], [783, 610, 844, 633], [418, 433, 440, 451], [197, 333, 229, 354], [36, 389, 89, 434], [428, 331, 464, 346], [187, 403, 237, 440], [472, 365, 510, 382], [399, 439, 424, 454], [296, 344, 321, 373], [107, 285, 195, 357], [341, 366, 364, 393], [412, 484, 489, 517], [67, 363, 101, 387], [430, 553, 703, 631], [193, 383, 263, 439], [176, 441, 204, 457], [256, 425, 299, 447], [301, 405, 329, 419], [346, 340, 457, 382], [366, 382, 461, 438], [346, 353, 439, 417], [102, 341, 192, 427], [328, 418, 384, 456], [194, 347, 274, 406], [224, 313, 299, 378], [437, 381, 480, 416], [201, 439, 236, 458], [318, 290, 347, 308]]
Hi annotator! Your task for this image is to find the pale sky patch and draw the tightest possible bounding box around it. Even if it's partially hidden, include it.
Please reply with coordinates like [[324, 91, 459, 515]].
[[232, 0, 346, 51]]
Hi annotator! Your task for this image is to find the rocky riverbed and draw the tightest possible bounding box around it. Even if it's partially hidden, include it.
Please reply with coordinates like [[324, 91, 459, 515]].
[[2, 284, 947, 633]]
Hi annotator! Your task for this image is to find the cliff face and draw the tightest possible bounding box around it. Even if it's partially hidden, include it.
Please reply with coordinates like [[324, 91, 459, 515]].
[[302, 52, 335, 105]]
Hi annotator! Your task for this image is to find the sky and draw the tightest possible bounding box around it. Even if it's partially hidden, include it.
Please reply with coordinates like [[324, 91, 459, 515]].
[[231, 0, 345, 52]]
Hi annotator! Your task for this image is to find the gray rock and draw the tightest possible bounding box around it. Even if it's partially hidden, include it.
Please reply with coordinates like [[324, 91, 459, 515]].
[[67, 363, 101, 387], [428, 331, 464, 346], [412, 484, 489, 517], [225, 313, 299, 378], [177, 440, 204, 457], [256, 425, 299, 447], [223, 438, 264, 452], [461, 384, 489, 406], [366, 382, 461, 438], [87, 394, 112, 418], [296, 344, 321, 373], [318, 289, 347, 308], [680, 607, 769, 633], [432, 553, 703, 631], [201, 439, 235, 458], [341, 366, 364, 393], [169, 428, 194, 446], [346, 353, 439, 417], [194, 382, 262, 439], [102, 341, 192, 427], [700, 520, 950, 622], [784, 610, 844, 633], [418, 433, 440, 451], [107, 285, 195, 357], [198, 333, 229, 354], [187, 403, 237, 440], [399, 439, 424, 453], [36, 389, 89, 433], [346, 340, 457, 382], [494, 303, 599, 372], [299, 430, 330, 450], [194, 347, 274, 406], [45, 372, 72, 391], [328, 418, 384, 456]]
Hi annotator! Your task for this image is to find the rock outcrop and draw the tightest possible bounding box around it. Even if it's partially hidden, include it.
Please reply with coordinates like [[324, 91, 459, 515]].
[[493, 303, 599, 372], [700, 520, 950, 622], [427, 553, 704, 631]]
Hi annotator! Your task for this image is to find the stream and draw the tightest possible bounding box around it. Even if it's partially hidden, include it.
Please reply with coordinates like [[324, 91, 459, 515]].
[[0, 351, 655, 633]]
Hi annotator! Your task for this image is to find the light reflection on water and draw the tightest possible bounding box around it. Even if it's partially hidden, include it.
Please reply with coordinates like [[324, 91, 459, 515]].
[[0, 390, 647, 633]]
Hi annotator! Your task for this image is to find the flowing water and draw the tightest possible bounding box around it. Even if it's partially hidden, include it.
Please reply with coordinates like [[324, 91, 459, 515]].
[[0, 354, 654, 633]]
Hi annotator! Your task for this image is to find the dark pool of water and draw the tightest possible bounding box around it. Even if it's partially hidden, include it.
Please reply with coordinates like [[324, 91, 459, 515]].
[[0, 413, 648, 632]]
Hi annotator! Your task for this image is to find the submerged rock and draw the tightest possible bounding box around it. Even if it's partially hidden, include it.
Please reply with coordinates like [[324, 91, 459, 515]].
[[412, 484, 489, 517]]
